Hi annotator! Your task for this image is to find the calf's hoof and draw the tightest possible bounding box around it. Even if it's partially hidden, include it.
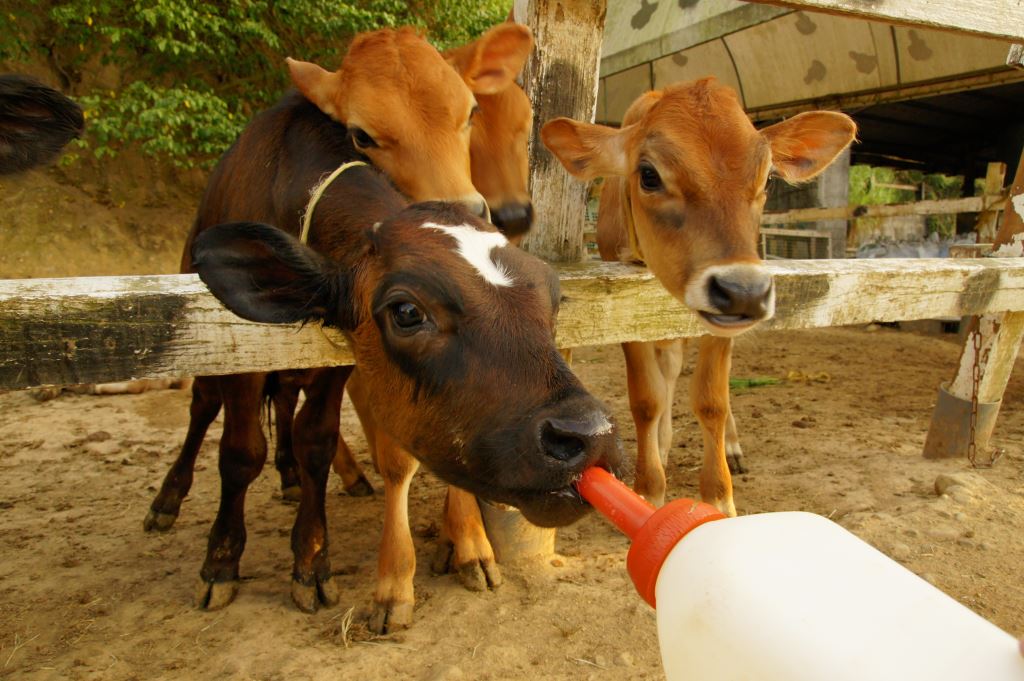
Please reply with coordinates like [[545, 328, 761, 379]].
[[344, 475, 374, 497], [431, 541, 502, 592], [291, 574, 340, 613], [457, 560, 502, 592], [143, 509, 178, 532], [369, 599, 413, 635], [280, 485, 302, 504], [195, 577, 238, 610], [726, 444, 748, 475]]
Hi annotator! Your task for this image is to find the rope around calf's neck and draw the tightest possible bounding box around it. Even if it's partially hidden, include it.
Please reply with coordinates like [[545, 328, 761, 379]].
[[299, 160, 369, 245]]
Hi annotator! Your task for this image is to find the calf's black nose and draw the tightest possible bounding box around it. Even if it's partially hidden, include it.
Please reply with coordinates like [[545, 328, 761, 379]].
[[540, 417, 588, 465], [537, 408, 619, 473]]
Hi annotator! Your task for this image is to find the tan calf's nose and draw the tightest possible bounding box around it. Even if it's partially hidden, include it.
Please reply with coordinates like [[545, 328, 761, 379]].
[[706, 273, 774, 321], [460, 194, 490, 221], [491, 202, 533, 239]]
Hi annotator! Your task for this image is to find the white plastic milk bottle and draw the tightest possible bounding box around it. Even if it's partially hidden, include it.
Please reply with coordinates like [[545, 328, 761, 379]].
[[577, 467, 1024, 681]]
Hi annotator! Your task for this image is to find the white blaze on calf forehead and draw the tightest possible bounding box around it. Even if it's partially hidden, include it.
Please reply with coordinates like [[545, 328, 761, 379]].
[[421, 221, 513, 287]]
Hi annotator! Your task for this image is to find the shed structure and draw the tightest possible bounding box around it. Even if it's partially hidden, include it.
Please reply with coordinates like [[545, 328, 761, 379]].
[[597, 1, 1024, 177]]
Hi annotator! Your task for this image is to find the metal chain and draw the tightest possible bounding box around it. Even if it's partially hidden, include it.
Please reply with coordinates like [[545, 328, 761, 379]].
[[967, 324, 1003, 468]]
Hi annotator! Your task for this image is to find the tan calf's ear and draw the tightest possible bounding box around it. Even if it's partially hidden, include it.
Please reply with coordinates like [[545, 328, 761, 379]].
[[286, 58, 341, 120], [541, 118, 631, 182], [449, 23, 533, 95], [762, 111, 857, 183]]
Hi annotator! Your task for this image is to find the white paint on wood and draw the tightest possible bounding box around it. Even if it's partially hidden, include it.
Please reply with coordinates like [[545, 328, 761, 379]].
[[990, 232, 1024, 258], [1012, 192, 1024, 223], [948, 316, 998, 399], [1010, 44, 1024, 68]]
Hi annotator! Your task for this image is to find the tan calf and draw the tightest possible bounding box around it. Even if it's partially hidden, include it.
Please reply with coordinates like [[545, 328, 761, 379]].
[[542, 78, 855, 513]]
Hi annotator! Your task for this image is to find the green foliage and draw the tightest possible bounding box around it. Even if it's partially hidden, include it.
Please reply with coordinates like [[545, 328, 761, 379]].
[[849, 165, 964, 238], [78, 83, 244, 167], [1, 0, 508, 168]]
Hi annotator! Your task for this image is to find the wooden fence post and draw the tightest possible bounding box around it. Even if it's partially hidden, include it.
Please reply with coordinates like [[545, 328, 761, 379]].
[[975, 162, 1007, 243], [480, 0, 607, 563], [514, 0, 607, 263], [923, 154, 1024, 461]]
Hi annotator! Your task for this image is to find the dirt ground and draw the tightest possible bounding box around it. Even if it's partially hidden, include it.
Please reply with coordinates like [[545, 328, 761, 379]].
[[1, 166, 1023, 680]]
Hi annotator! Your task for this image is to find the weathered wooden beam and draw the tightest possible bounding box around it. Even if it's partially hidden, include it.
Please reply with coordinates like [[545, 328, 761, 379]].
[[749, 0, 1024, 41], [761, 228, 836, 239], [761, 194, 1005, 226], [515, 0, 607, 263], [4, 258, 1024, 391], [747, 70, 1024, 124]]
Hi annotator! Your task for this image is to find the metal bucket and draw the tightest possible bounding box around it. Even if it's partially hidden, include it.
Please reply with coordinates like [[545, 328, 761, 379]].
[[477, 499, 556, 564], [922, 382, 1001, 459]]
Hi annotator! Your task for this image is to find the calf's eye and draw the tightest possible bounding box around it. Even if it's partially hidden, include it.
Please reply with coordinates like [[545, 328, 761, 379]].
[[390, 301, 425, 330], [639, 163, 663, 192], [351, 128, 378, 149]]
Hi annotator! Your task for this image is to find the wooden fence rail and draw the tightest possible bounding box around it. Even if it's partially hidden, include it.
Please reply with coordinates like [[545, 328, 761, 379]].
[[760, 193, 1005, 226], [4, 257, 1024, 391]]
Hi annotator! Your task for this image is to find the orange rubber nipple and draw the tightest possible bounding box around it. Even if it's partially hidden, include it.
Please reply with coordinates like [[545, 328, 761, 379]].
[[577, 467, 725, 607]]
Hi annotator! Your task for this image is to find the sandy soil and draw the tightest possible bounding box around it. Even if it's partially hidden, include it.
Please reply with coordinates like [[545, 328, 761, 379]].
[[2, 323, 1023, 680]]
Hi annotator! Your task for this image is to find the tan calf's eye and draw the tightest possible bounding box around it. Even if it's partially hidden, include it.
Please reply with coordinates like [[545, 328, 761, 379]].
[[351, 128, 378, 149], [638, 163, 663, 192]]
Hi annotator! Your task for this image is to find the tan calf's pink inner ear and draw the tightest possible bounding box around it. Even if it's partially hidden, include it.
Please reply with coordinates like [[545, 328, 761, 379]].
[[286, 58, 340, 120], [762, 111, 857, 183]]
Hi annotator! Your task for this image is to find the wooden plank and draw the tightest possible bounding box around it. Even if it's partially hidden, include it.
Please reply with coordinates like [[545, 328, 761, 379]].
[[761, 228, 836, 239], [749, 0, 1024, 41], [761, 194, 1004, 226], [515, 0, 607, 263], [747, 70, 1024, 124], [0, 275, 353, 390], [5, 257, 1024, 391]]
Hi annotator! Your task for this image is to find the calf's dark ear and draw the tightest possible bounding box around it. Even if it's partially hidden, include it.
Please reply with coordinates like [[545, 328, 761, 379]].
[[0, 74, 84, 175], [192, 222, 356, 329]]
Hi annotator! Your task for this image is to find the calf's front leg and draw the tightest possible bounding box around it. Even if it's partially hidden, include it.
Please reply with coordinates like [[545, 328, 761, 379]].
[[623, 340, 672, 506], [431, 486, 502, 591], [289, 367, 350, 612], [371, 429, 419, 634], [145, 375, 222, 531], [196, 373, 267, 610], [692, 335, 736, 517]]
